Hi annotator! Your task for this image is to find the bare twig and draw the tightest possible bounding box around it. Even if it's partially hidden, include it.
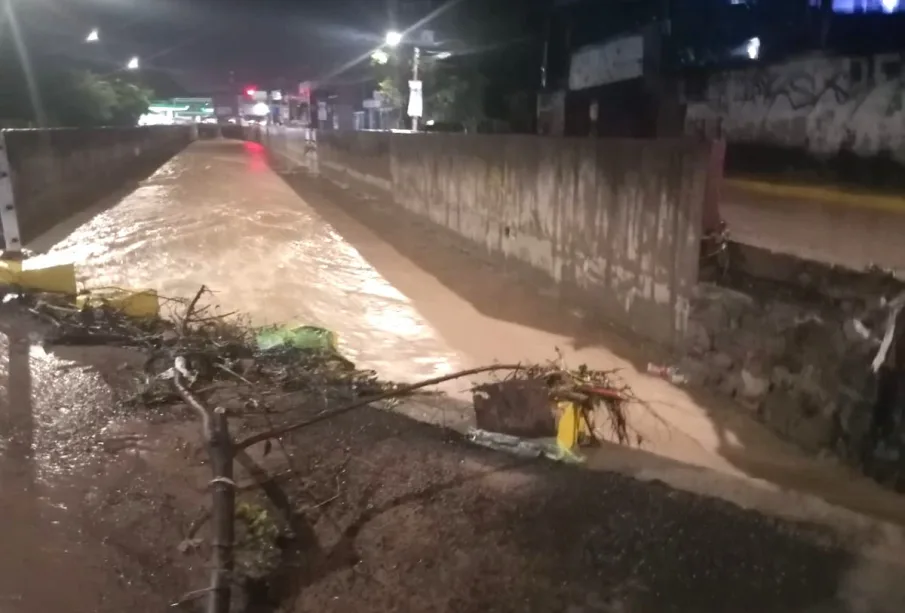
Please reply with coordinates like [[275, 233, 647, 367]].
[[215, 362, 254, 386], [181, 285, 208, 334], [186, 507, 212, 540], [235, 364, 524, 451], [170, 587, 215, 608], [173, 373, 211, 438]]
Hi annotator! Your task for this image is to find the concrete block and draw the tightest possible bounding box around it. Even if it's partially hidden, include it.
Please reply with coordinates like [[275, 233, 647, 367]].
[[2, 126, 193, 245]]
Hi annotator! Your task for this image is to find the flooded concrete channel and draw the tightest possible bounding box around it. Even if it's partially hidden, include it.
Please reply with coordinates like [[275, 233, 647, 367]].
[[0, 139, 902, 612]]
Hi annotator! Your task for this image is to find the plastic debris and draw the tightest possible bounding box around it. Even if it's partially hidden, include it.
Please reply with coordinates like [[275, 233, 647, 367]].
[[466, 428, 585, 464], [255, 324, 338, 352], [646, 363, 687, 385]]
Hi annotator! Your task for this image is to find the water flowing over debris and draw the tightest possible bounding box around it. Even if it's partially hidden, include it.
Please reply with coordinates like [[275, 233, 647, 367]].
[[8, 285, 641, 612]]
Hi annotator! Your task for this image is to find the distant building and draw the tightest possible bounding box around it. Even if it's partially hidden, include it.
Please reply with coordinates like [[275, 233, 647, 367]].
[[539, 0, 679, 138]]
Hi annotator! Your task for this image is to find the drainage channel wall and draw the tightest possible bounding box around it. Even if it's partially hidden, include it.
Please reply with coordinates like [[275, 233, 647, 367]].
[[312, 129, 710, 349], [250, 127, 903, 481], [1, 126, 194, 246]]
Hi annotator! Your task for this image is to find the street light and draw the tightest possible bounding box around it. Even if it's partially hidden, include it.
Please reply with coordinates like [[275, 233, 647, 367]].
[[126, 56, 139, 70], [86, 28, 99, 43], [434, 51, 451, 60], [381, 30, 423, 130], [746, 37, 760, 60], [370, 49, 389, 64]]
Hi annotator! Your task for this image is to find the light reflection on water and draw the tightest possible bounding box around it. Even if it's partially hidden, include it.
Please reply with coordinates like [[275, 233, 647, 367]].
[[4, 140, 463, 483]]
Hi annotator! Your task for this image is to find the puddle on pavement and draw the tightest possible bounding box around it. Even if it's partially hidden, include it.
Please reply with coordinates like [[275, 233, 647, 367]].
[[0, 312, 184, 611]]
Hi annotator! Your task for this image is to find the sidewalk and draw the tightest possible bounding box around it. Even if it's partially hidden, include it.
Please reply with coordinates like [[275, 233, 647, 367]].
[[723, 179, 905, 274]]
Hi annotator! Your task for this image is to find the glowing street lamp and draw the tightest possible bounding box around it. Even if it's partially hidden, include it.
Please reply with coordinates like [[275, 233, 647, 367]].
[[385, 30, 402, 47], [746, 37, 760, 60], [370, 49, 389, 64], [126, 56, 139, 70], [86, 28, 99, 43]]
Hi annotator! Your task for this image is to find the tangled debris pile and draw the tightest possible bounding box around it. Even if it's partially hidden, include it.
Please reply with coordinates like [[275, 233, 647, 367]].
[[14, 285, 642, 612]]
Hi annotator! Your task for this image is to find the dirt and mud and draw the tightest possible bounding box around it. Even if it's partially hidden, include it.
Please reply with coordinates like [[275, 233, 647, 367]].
[[0, 304, 903, 613]]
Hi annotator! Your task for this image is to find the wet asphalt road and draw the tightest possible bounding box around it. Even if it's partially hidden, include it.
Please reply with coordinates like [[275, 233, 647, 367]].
[[0, 139, 903, 611]]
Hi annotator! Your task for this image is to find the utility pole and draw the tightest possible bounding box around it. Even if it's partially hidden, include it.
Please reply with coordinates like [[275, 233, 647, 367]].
[[819, 0, 833, 49], [411, 46, 421, 132], [540, 14, 550, 90]]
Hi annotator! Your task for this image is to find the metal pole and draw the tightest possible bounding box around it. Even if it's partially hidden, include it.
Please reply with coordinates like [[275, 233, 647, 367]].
[[412, 46, 420, 132], [0, 132, 22, 256], [540, 16, 550, 89]]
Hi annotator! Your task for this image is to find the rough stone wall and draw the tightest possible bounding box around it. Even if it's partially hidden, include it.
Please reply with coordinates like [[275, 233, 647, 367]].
[[687, 242, 905, 482], [390, 133, 709, 348], [685, 52, 905, 165], [3, 126, 193, 244]]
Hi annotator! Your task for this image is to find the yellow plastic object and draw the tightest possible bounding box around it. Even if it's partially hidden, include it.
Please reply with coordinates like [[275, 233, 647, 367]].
[[556, 400, 581, 452], [0, 258, 78, 295], [77, 288, 160, 318]]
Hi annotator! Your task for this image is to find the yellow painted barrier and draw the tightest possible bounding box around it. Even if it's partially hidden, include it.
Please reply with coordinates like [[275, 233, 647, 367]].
[[77, 288, 160, 318], [0, 257, 159, 319], [0, 259, 78, 295]]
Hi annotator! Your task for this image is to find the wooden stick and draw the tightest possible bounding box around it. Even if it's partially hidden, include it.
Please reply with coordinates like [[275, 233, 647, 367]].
[[207, 408, 235, 613], [173, 370, 235, 613], [234, 363, 525, 451]]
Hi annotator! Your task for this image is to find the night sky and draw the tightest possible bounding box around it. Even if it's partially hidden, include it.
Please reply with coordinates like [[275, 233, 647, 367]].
[[12, 0, 412, 91]]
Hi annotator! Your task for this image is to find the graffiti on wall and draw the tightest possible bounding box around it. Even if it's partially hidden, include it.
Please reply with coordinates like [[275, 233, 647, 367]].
[[685, 53, 905, 162]]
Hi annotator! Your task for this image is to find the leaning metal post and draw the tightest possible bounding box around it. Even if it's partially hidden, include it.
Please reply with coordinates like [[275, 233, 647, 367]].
[[0, 131, 23, 259]]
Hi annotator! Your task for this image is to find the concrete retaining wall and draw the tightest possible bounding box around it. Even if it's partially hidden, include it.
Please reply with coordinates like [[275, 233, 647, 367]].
[[318, 130, 392, 190], [2, 126, 193, 245], [311, 131, 709, 347], [393, 134, 709, 347], [254, 128, 904, 481]]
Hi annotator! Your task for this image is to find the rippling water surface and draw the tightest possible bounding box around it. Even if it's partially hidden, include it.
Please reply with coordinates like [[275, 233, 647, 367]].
[[35, 140, 463, 383]]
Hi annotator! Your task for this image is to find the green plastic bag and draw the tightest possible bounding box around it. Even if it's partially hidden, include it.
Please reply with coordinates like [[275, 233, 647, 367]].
[[255, 325, 339, 353]]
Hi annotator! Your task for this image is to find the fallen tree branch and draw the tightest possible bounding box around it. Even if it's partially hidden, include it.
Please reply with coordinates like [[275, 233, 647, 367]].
[[235, 364, 525, 451]]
